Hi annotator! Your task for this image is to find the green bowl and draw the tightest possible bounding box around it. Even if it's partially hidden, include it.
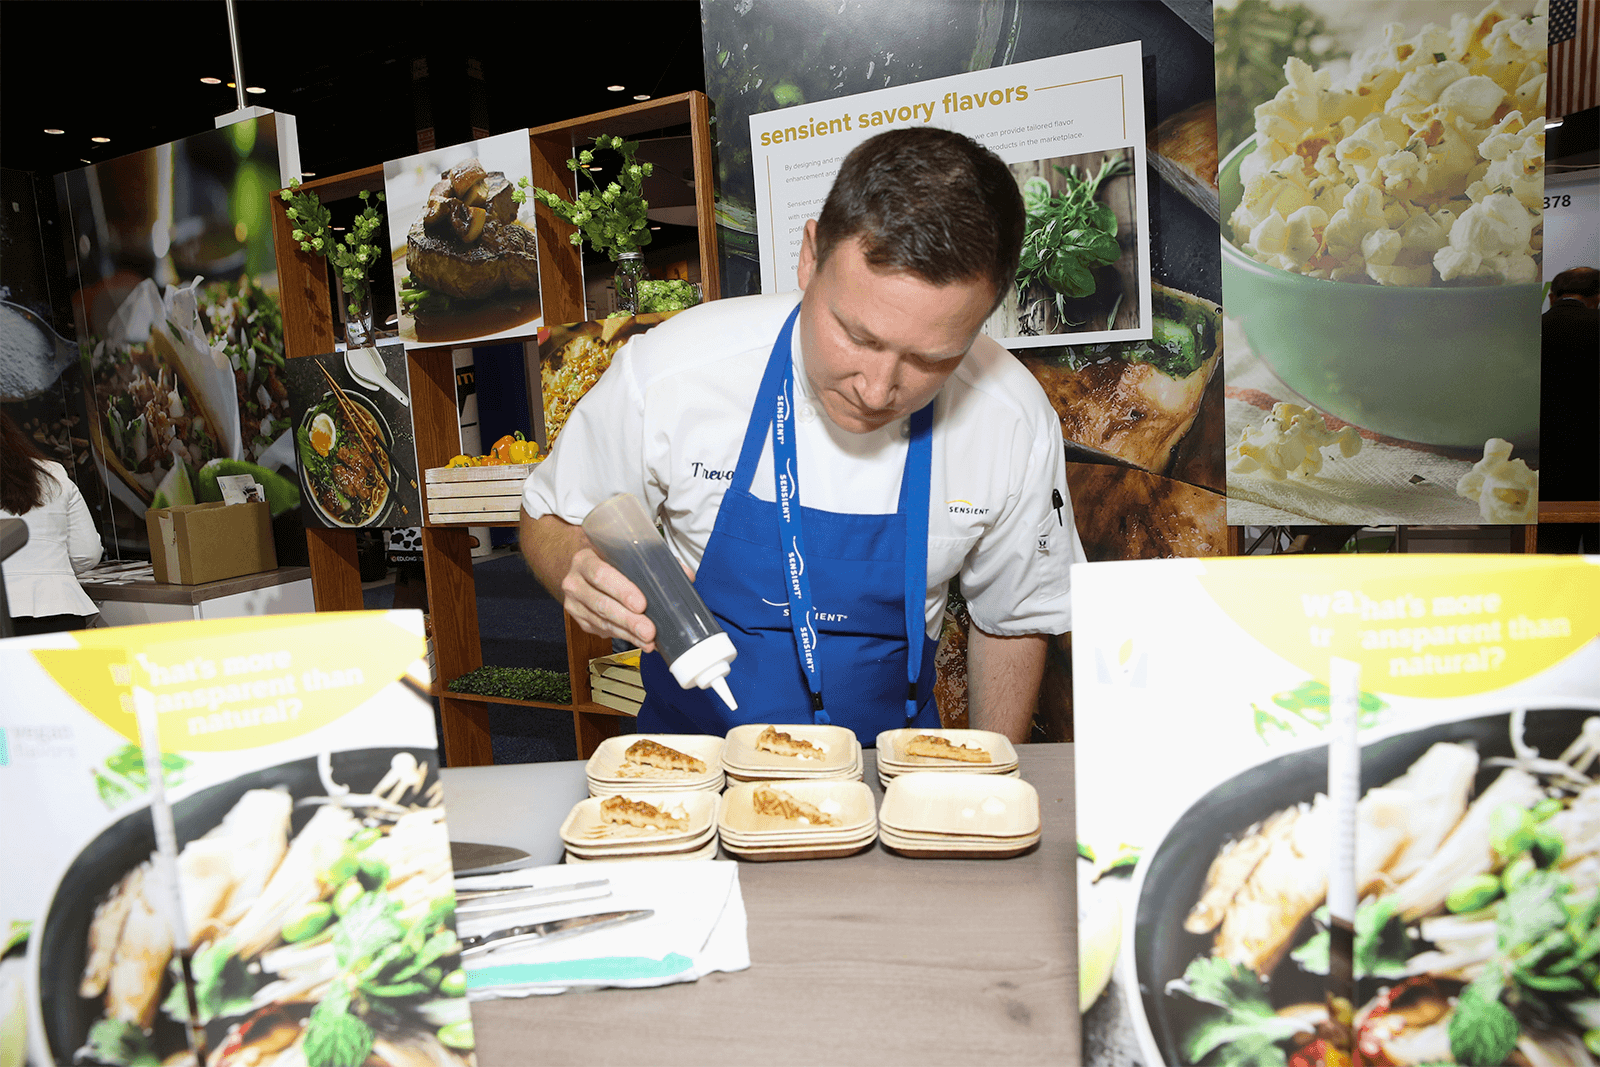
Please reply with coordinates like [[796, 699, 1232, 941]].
[[1219, 137, 1541, 449]]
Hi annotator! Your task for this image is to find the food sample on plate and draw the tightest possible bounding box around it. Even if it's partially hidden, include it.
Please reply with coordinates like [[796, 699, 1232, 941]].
[[296, 392, 391, 526], [1021, 284, 1221, 477], [751, 784, 841, 827], [598, 795, 690, 833], [904, 734, 993, 764], [754, 725, 827, 761], [617, 738, 707, 777], [1166, 720, 1600, 1067], [1228, 2, 1546, 287], [70, 753, 469, 1067]]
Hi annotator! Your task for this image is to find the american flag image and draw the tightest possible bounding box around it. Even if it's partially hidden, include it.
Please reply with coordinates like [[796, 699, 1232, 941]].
[[1549, 0, 1598, 120]]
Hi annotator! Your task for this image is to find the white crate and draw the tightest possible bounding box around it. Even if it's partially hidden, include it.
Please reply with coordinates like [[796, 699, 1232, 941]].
[[424, 463, 536, 524]]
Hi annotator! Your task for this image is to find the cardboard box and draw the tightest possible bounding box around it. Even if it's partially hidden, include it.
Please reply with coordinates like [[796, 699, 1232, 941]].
[[145, 501, 277, 585]]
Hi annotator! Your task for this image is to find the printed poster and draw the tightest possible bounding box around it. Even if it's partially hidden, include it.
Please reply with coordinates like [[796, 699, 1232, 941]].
[[1073, 554, 1600, 1066], [749, 42, 1153, 349], [52, 115, 305, 558], [383, 130, 542, 351], [284, 344, 423, 530], [0, 611, 476, 1066], [1217, 1, 1548, 526]]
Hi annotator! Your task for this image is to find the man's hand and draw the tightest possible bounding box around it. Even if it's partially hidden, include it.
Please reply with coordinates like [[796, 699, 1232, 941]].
[[966, 626, 1047, 743], [520, 510, 659, 651]]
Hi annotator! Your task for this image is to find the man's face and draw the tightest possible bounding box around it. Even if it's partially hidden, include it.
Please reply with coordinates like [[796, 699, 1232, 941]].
[[795, 220, 995, 435]]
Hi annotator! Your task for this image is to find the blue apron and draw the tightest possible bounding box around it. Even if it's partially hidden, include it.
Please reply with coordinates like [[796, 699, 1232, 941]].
[[637, 304, 939, 738]]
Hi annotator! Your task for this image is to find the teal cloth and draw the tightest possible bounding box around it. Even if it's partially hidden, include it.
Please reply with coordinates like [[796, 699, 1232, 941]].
[[466, 952, 696, 988]]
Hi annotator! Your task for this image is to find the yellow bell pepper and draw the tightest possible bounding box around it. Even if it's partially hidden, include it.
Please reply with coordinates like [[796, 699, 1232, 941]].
[[446, 454, 478, 468], [491, 432, 539, 465]]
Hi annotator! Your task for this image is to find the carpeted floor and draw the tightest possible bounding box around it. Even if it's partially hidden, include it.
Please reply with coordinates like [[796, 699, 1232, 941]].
[[365, 551, 628, 765]]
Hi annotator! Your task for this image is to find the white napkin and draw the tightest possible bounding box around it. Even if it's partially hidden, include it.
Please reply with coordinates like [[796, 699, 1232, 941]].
[[1224, 316, 1493, 526], [460, 860, 749, 998]]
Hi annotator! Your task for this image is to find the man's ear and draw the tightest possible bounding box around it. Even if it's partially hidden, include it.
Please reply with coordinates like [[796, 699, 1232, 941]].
[[797, 218, 819, 291]]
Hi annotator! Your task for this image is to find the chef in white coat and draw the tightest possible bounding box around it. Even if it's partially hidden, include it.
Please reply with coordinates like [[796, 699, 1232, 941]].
[[522, 128, 1082, 742]]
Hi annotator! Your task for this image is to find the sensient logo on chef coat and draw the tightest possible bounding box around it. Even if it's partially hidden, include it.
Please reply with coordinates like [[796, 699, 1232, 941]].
[[946, 499, 991, 516]]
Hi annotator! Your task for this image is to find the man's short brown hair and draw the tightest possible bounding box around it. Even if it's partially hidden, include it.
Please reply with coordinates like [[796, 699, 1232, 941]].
[[813, 127, 1024, 309], [1551, 266, 1599, 299]]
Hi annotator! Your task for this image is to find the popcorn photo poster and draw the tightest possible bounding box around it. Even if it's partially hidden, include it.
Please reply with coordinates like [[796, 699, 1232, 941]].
[[1217, 1, 1547, 526], [1073, 554, 1600, 1066], [0, 612, 477, 1066]]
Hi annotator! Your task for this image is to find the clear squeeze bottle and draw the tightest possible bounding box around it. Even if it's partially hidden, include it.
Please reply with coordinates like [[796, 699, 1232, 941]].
[[581, 492, 738, 710]]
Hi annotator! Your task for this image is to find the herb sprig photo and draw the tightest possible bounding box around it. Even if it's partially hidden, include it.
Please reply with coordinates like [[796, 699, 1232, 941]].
[[1015, 153, 1132, 322]]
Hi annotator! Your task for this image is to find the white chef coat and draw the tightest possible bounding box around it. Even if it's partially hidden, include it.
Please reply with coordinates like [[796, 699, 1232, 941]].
[[524, 291, 1083, 638], [1, 460, 102, 618]]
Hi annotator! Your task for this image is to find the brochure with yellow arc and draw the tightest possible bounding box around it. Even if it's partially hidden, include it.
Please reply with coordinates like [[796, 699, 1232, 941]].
[[1196, 555, 1600, 698], [30, 611, 424, 751]]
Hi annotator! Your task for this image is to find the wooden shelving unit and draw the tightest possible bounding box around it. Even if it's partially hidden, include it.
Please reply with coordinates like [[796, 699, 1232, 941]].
[[271, 92, 719, 766]]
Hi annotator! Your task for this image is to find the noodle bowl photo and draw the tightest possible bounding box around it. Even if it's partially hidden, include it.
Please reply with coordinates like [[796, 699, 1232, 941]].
[[295, 391, 394, 528]]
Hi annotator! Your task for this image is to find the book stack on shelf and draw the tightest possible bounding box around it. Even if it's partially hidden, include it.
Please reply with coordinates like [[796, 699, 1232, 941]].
[[589, 648, 645, 715]]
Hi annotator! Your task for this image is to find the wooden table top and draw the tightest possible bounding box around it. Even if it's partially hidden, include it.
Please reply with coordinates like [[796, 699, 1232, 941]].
[[82, 566, 313, 604], [454, 743, 1080, 1066]]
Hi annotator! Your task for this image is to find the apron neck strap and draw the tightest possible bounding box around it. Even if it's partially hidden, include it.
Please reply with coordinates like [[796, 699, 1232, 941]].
[[732, 302, 803, 494]]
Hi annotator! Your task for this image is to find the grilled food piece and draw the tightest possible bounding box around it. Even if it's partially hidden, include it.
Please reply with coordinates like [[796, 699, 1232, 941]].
[[755, 725, 826, 760], [600, 795, 690, 832], [752, 784, 841, 826], [406, 217, 540, 301], [619, 739, 707, 775], [905, 734, 992, 764]]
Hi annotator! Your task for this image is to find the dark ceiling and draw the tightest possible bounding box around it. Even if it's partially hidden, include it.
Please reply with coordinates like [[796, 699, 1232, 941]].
[[0, 0, 709, 179]]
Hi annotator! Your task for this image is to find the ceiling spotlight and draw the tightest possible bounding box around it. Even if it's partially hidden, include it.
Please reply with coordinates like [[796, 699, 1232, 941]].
[[246, 86, 266, 95], [90, 136, 111, 143], [301, 171, 316, 178], [607, 84, 626, 92], [633, 94, 651, 101], [200, 76, 222, 85], [1545, 117, 1564, 130], [44, 128, 64, 135], [227, 81, 236, 89]]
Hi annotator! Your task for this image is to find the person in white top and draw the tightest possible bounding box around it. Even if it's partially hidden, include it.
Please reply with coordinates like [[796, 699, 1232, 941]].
[[2, 410, 103, 634], [522, 128, 1083, 742]]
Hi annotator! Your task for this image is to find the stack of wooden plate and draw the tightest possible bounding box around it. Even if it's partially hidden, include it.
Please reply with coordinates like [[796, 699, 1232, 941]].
[[877, 773, 1040, 859], [717, 780, 878, 861], [584, 734, 725, 797], [873, 729, 1019, 788], [720, 723, 862, 782], [560, 790, 720, 863]]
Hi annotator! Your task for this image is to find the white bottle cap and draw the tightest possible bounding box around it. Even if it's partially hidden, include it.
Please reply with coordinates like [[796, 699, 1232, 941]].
[[668, 632, 739, 711]]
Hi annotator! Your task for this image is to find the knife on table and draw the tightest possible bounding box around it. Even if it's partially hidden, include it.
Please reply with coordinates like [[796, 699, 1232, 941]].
[[459, 909, 654, 956]]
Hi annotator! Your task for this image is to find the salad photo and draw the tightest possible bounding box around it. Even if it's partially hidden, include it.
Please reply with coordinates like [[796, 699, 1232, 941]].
[[1137, 708, 1600, 1066], [39, 749, 473, 1067]]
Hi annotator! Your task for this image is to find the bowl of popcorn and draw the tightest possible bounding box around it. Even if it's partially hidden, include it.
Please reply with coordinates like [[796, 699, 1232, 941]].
[[1219, 2, 1546, 449]]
